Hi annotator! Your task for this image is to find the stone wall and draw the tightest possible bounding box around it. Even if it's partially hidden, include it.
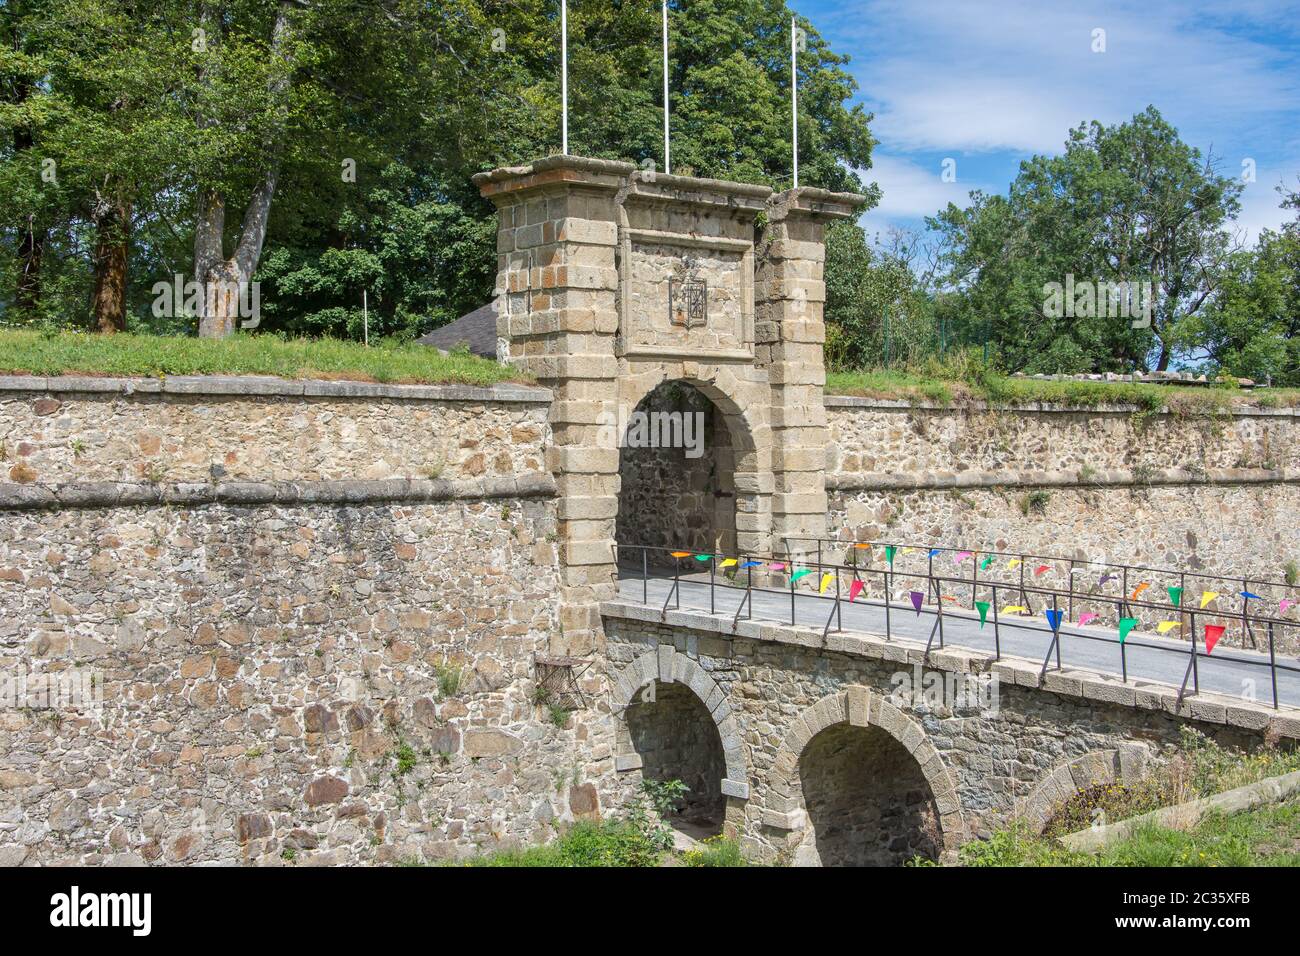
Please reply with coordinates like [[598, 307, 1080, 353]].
[[601, 601, 1293, 865], [0, 376, 627, 867], [824, 398, 1300, 651]]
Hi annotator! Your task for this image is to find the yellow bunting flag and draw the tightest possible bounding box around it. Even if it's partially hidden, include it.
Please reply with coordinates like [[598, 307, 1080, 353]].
[[901, 547, 916, 555], [1003, 605, 1027, 614], [819, 573, 834, 594], [1157, 621, 1181, 633], [1008, 559, 1022, 570], [1200, 591, 1219, 609], [719, 558, 737, 569]]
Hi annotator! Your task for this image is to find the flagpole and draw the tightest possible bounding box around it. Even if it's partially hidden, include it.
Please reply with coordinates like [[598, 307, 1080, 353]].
[[561, 0, 569, 155], [791, 16, 799, 188], [662, 0, 671, 174]]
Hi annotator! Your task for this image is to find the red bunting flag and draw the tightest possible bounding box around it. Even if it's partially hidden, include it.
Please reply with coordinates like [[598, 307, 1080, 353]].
[[1034, 565, 1051, 576], [1203, 624, 1225, 654], [849, 580, 864, 602]]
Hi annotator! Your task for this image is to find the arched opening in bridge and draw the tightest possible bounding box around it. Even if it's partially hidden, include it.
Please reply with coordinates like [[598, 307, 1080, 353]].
[[624, 680, 727, 838], [616, 379, 736, 563], [798, 723, 941, 866]]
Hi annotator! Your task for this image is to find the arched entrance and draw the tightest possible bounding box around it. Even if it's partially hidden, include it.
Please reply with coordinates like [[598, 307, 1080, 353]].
[[624, 681, 728, 836], [798, 723, 942, 865], [615, 379, 738, 559]]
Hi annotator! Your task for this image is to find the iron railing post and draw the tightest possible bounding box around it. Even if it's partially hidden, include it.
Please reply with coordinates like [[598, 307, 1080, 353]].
[[1269, 622, 1278, 710], [642, 547, 648, 605]]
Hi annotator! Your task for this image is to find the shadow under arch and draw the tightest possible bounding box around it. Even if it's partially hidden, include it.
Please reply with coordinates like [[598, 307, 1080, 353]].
[[610, 645, 750, 834], [764, 688, 966, 866], [614, 372, 770, 561]]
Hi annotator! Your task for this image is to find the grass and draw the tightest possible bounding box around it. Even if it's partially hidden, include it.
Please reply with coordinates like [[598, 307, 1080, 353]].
[[951, 730, 1300, 867], [826, 365, 1300, 413], [443, 820, 747, 868], [0, 330, 526, 387], [957, 797, 1300, 867]]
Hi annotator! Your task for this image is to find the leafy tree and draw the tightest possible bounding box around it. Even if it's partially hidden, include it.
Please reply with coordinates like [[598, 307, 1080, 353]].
[[931, 107, 1242, 373]]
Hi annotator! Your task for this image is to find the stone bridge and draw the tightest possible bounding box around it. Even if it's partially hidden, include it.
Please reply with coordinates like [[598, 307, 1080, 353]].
[[598, 600, 1294, 865]]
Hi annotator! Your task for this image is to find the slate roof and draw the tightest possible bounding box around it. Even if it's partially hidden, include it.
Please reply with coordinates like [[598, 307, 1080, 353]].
[[417, 303, 497, 359]]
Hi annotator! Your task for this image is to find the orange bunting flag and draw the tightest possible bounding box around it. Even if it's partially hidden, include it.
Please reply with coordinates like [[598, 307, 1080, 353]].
[[670, 551, 691, 558], [1130, 582, 1150, 601]]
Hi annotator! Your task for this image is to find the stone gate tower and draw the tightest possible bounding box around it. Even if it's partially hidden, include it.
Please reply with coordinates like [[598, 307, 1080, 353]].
[[474, 156, 865, 654]]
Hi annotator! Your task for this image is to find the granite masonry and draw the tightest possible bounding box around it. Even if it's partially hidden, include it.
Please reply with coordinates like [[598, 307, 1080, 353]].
[[3, 156, 1299, 867]]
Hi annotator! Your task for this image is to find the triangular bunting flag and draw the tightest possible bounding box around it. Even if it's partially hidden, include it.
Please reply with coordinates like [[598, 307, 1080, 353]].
[[1099, 573, 1116, 586], [928, 549, 941, 558], [1204, 624, 1225, 654], [1241, 591, 1262, 601], [739, 561, 762, 569], [849, 580, 865, 602], [1130, 582, 1150, 600], [910, 591, 924, 614], [670, 551, 691, 558], [790, 568, 813, 582], [819, 573, 834, 594], [1079, 612, 1097, 627], [853, 542, 872, 550], [1167, 586, 1183, 606], [1034, 565, 1051, 576], [975, 601, 990, 627], [1003, 605, 1027, 614], [1200, 591, 1219, 609], [955, 550, 973, 563], [1008, 558, 1022, 570], [719, 558, 737, 569], [1045, 609, 1063, 631], [981, 555, 994, 570], [1118, 618, 1138, 643], [694, 554, 713, 561], [769, 562, 787, 571], [1282, 599, 1295, 613], [1157, 621, 1181, 633], [885, 545, 897, 564]]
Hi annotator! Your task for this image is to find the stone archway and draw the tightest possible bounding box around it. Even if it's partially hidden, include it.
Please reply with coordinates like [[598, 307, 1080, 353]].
[[1014, 745, 1153, 833], [611, 645, 750, 823], [763, 687, 965, 866], [615, 372, 768, 562]]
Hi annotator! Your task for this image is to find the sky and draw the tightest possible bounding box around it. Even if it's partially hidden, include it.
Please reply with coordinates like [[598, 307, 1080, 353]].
[[796, 0, 1300, 246]]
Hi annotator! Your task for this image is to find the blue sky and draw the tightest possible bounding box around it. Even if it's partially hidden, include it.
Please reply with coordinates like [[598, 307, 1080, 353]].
[[796, 0, 1300, 245]]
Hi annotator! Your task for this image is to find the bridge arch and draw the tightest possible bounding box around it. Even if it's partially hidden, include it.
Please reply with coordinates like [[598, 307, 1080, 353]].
[[1014, 746, 1152, 833], [611, 646, 749, 831], [615, 370, 771, 560], [765, 688, 965, 865]]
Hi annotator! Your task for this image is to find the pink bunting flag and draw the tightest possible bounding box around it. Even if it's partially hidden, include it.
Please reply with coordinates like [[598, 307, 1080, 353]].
[[1282, 599, 1295, 613], [955, 551, 973, 563], [769, 562, 786, 571], [849, 580, 865, 603], [1079, 612, 1097, 627]]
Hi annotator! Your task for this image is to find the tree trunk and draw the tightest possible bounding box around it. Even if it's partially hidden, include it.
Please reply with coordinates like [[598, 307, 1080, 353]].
[[15, 214, 43, 316], [91, 200, 131, 333]]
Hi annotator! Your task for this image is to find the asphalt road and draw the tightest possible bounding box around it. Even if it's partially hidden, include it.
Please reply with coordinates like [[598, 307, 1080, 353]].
[[614, 572, 1300, 710]]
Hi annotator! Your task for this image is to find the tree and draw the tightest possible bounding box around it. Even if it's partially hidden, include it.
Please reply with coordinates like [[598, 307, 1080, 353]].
[[931, 107, 1242, 373]]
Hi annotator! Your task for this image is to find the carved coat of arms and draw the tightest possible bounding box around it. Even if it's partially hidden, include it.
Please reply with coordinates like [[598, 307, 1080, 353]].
[[669, 256, 708, 329]]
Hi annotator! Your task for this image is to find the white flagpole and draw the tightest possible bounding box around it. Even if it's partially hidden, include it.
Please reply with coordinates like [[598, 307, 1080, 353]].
[[561, 0, 569, 154], [662, 0, 671, 174], [791, 16, 799, 188]]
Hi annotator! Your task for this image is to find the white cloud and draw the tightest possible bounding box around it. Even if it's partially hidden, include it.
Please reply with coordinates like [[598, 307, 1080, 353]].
[[832, 0, 1300, 156], [855, 153, 990, 236], [1234, 168, 1300, 245]]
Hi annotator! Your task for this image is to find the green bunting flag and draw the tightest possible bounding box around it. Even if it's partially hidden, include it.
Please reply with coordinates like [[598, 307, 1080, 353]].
[[1118, 617, 1139, 643], [1168, 586, 1183, 606], [981, 555, 994, 570], [975, 601, 990, 627], [790, 568, 813, 583], [885, 545, 897, 564]]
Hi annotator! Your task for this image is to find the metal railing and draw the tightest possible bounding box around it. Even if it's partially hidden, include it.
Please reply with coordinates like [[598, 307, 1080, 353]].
[[613, 542, 1300, 711], [783, 535, 1300, 654]]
